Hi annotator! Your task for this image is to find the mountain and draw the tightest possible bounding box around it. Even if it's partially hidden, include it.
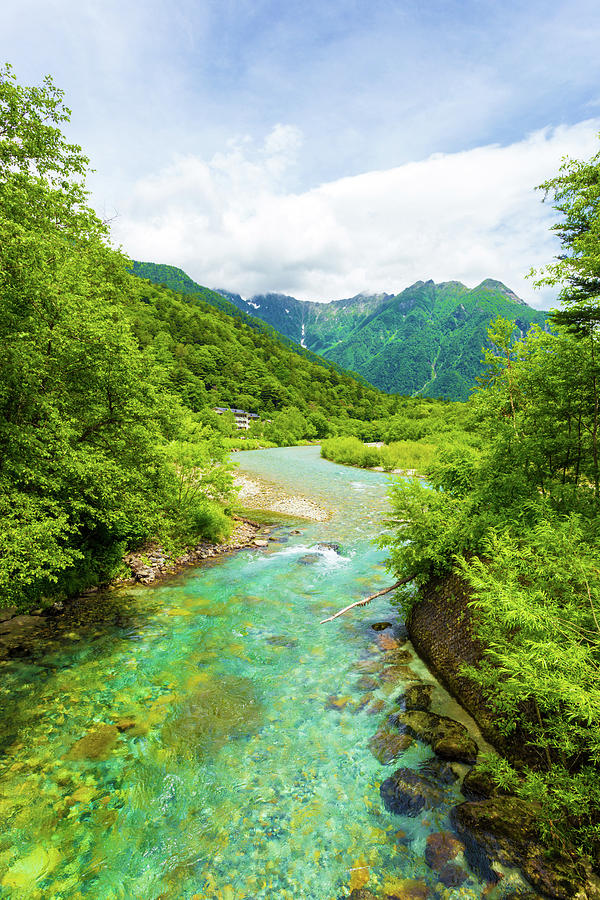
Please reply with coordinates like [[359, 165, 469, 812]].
[[132, 262, 549, 401], [216, 278, 548, 400]]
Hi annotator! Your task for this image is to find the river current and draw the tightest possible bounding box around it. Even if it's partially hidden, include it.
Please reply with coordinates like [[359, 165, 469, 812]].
[[0, 447, 522, 899]]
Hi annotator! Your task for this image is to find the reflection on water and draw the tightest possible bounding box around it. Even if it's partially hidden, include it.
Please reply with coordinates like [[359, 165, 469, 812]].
[[0, 447, 524, 898]]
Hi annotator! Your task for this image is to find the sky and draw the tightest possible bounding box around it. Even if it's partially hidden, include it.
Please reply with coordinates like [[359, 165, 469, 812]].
[[2, 0, 600, 305]]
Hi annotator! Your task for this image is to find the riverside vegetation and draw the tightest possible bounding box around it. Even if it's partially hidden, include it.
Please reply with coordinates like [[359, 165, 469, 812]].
[[381, 145, 600, 874]]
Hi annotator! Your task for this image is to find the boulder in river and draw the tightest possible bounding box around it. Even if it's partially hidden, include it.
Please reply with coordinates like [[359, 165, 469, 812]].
[[402, 683, 434, 712], [316, 542, 341, 552], [461, 764, 499, 800], [371, 621, 393, 631], [418, 756, 458, 785], [391, 710, 478, 764], [380, 766, 445, 816]]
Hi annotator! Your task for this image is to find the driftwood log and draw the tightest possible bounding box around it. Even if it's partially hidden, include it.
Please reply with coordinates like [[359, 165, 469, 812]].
[[319, 575, 415, 624]]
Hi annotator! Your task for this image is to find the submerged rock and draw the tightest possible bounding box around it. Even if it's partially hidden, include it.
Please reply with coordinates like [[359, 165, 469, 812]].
[[382, 876, 429, 899], [356, 692, 374, 711], [65, 724, 119, 760], [380, 767, 445, 816], [403, 683, 434, 712], [425, 831, 464, 871], [349, 890, 379, 900], [161, 674, 262, 758], [438, 863, 468, 889], [1, 846, 60, 891], [369, 727, 413, 764], [355, 675, 379, 692], [418, 756, 458, 785], [392, 710, 478, 764], [354, 658, 381, 674], [298, 553, 320, 565], [325, 694, 352, 711], [371, 622, 393, 632], [265, 635, 298, 648], [376, 633, 405, 652], [366, 699, 386, 716]]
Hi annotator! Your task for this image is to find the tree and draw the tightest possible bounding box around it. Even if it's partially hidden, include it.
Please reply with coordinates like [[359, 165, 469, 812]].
[[0, 67, 176, 604]]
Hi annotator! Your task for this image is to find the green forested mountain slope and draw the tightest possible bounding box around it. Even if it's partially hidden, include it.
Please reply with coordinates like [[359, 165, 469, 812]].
[[221, 278, 547, 400], [124, 272, 396, 422], [326, 279, 548, 400], [135, 262, 548, 400], [130, 260, 370, 380]]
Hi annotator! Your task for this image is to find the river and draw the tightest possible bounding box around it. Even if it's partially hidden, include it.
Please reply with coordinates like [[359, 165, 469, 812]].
[[0, 446, 519, 899]]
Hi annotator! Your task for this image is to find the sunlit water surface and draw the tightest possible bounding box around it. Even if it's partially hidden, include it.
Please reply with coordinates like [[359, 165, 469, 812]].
[[0, 447, 523, 899]]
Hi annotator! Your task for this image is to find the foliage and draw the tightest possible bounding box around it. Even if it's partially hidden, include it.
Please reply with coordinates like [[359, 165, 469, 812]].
[[0, 67, 236, 607], [320, 436, 439, 474], [382, 137, 600, 864], [320, 436, 380, 468]]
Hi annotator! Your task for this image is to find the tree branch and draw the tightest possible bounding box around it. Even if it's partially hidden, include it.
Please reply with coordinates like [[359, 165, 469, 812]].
[[319, 575, 416, 624]]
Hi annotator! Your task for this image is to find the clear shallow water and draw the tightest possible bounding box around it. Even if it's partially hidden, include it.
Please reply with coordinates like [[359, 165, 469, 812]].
[[0, 447, 520, 899]]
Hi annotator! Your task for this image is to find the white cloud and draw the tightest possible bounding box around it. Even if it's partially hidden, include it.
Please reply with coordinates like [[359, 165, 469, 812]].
[[113, 120, 600, 307]]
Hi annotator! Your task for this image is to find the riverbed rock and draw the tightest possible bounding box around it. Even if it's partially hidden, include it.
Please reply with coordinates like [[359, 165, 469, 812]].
[[0, 608, 18, 622], [461, 765, 498, 800], [355, 658, 382, 674], [450, 797, 595, 897], [438, 863, 468, 889], [348, 890, 379, 900], [298, 553, 320, 565], [316, 542, 341, 552], [355, 675, 379, 692], [1, 845, 60, 892], [265, 634, 298, 648], [369, 727, 413, 764], [376, 633, 405, 652], [325, 694, 352, 711], [392, 710, 478, 764], [425, 831, 464, 871], [371, 622, 393, 631], [65, 724, 119, 760], [162, 674, 262, 758], [352, 694, 372, 716], [0, 614, 44, 635], [253, 539, 269, 547], [380, 767, 445, 816], [382, 876, 429, 899], [418, 756, 459, 785], [403, 683, 434, 712]]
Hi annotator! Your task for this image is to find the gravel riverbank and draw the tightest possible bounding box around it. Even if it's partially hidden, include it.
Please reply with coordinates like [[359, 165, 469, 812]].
[[234, 472, 331, 521]]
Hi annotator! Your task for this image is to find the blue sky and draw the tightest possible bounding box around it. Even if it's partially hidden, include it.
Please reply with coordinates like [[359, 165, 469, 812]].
[[2, 0, 600, 303]]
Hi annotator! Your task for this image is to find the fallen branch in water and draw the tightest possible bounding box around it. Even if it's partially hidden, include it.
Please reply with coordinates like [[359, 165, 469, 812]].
[[319, 575, 416, 624]]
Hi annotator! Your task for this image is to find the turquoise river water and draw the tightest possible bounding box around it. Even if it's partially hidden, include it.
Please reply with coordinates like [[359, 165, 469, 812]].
[[0, 447, 529, 899]]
